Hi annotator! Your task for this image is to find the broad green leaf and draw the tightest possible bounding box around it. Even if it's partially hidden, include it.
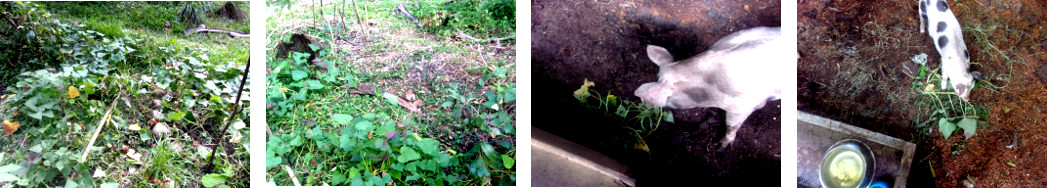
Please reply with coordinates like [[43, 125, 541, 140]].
[[405, 174, 420, 181], [289, 136, 304, 147], [615, 105, 628, 118], [332, 114, 353, 125], [291, 70, 308, 81], [480, 142, 498, 159], [0, 164, 18, 173], [0, 164, 20, 182], [168, 111, 187, 121], [354, 121, 374, 132], [306, 79, 323, 89], [201, 173, 228, 187], [435, 153, 451, 167], [397, 147, 421, 163], [419, 159, 438, 171], [99, 183, 119, 188], [348, 167, 360, 179], [938, 118, 956, 139], [265, 153, 282, 168], [331, 171, 347, 185], [502, 154, 515, 169], [340, 128, 356, 151], [63, 178, 78, 188], [957, 118, 977, 139], [416, 138, 440, 156]]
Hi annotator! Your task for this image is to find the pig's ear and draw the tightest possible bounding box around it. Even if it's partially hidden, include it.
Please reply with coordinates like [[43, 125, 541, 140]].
[[646, 45, 674, 66], [971, 71, 986, 81]]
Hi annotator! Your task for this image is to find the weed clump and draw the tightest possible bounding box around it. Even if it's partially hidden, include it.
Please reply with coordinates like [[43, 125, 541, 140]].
[[412, 0, 515, 40]]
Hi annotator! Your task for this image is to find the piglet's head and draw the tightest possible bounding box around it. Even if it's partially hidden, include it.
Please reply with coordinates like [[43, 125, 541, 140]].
[[635, 82, 671, 107], [954, 70, 984, 102], [634, 45, 679, 107]]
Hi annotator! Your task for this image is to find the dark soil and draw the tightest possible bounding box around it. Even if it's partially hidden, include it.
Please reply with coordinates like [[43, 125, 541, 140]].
[[799, 0, 1047, 187], [532, 0, 781, 186], [216, 2, 245, 21], [275, 33, 321, 62]]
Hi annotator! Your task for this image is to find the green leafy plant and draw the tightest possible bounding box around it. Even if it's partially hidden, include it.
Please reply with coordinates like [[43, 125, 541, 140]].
[[412, 0, 516, 39], [267, 111, 515, 185], [0, 2, 251, 187], [267, 44, 354, 116], [912, 64, 988, 140]]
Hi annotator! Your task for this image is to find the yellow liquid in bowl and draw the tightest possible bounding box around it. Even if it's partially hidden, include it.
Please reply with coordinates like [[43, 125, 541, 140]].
[[829, 151, 865, 187]]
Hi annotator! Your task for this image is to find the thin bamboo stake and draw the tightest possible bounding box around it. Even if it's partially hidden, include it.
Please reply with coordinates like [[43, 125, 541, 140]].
[[205, 60, 250, 170], [284, 165, 302, 186], [80, 94, 120, 162], [350, 0, 365, 40]]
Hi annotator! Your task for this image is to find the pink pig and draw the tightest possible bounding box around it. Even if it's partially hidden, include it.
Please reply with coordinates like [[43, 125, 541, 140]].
[[635, 27, 786, 148]]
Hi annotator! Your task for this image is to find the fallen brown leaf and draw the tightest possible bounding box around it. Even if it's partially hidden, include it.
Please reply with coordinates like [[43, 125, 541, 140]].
[[3, 120, 19, 136], [348, 84, 377, 95], [396, 97, 420, 113], [405, 90, 416, 101]]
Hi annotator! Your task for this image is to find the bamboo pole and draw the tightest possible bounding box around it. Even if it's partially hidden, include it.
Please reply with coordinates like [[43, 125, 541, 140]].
[[80, 94, 120, 162], [205, 59, 250, 171]]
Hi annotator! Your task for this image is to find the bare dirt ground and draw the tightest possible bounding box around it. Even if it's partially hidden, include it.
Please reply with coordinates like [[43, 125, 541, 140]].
[[799, 0, 1047, 186], [532, 0, 781, 186]]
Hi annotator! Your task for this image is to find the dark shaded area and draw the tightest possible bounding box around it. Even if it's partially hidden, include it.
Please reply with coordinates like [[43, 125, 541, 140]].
[[800, 0, 1047, 187], [532, 0, 781, 186], [275, 33, 322, 61], [216, 2, 245, 22]]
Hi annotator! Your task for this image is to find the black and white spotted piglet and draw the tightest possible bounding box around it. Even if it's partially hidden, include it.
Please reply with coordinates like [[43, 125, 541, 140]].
[[919, 0, 980, 101]]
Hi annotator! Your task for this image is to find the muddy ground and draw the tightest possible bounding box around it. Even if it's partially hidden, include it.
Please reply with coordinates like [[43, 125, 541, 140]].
[[532, 0, 781, 186], [799, 0, 1047, 187]]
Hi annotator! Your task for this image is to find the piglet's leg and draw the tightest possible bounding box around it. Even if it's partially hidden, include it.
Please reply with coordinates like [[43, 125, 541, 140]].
[[940, 67, 948, 90], [720, 106, 756, 148]]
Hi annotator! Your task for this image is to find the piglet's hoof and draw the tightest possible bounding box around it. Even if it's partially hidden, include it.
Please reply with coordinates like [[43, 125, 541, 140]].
[[717, 139, 732, 152]]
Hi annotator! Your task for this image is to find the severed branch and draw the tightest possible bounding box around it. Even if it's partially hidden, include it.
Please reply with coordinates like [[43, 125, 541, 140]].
[[454, 32, 514, 43], [80, 94, 120, 162], [204, 59, 250, 172], [184, 24, 250, 38]]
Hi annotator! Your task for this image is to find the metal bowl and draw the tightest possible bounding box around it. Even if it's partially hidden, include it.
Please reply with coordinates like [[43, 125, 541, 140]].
[[819, 139, 875, 188]]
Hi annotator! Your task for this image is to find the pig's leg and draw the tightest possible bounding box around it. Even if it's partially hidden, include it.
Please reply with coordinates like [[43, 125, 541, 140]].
[[720, 106, 755, 148], [919, 0, 928, 33], [940, 66, 948, 90]]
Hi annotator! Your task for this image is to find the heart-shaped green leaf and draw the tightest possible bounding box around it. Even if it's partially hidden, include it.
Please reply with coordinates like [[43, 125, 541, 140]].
[[332, 114, 353, 125], [398, 147, 421, 163], [957, 118, 977, 139], [939, 118, 956, 139]]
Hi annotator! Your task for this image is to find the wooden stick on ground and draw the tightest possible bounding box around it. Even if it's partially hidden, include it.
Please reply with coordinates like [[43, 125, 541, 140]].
[[80, 94, 120, 162], [184, 24, 250, 38], [205, 60, 250, 171], [284, 165, 302, 186], [351, 0, 366, 40], [454, 32, 514, 43]]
